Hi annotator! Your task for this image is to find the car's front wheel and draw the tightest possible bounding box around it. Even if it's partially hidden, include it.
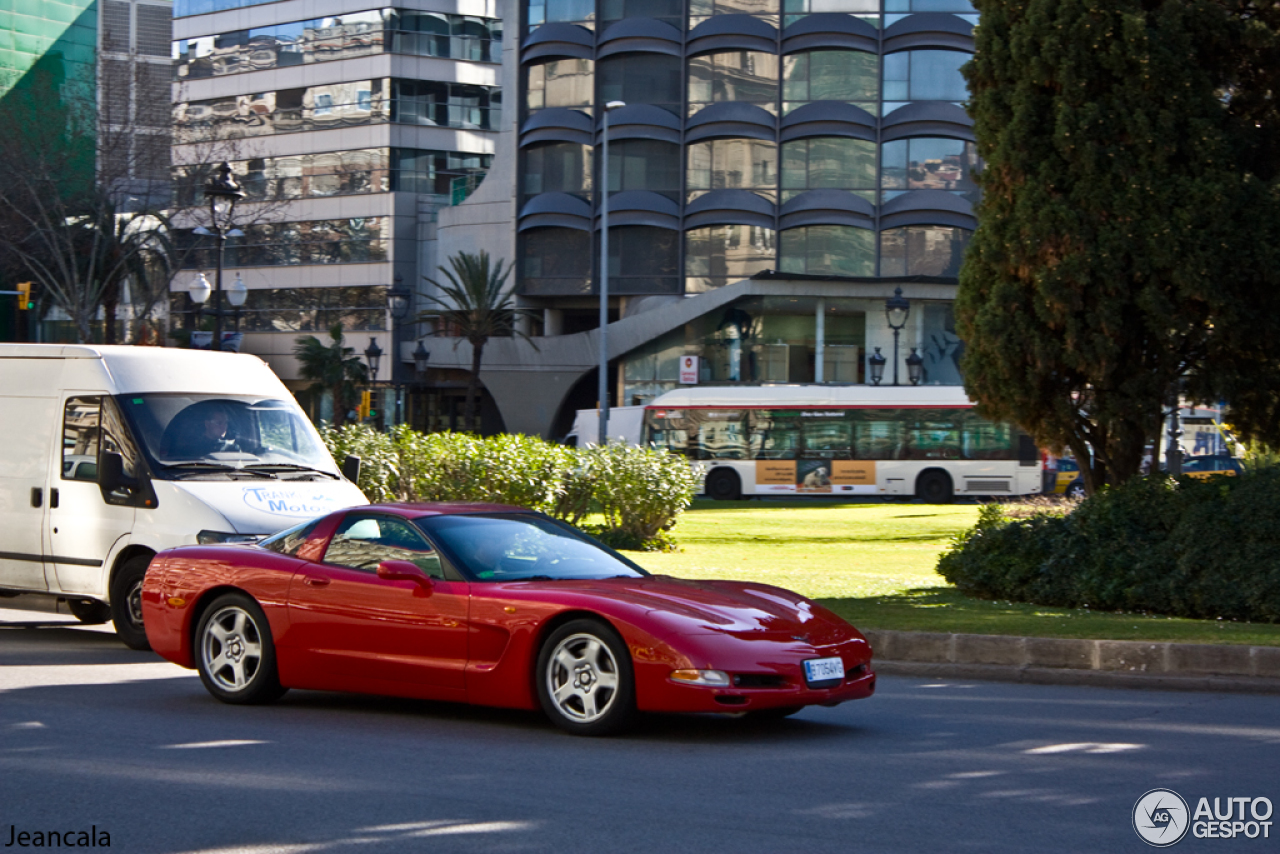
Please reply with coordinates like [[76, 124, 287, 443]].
[[195, 593, 287, 705], [536, 619, 636, 736]]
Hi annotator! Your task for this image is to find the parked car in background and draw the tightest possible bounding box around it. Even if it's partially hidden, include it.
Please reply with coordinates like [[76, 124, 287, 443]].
[[1174, 454, 1244, 479], [142, 503, 876, 735], [1051, 457, 1086, 498]]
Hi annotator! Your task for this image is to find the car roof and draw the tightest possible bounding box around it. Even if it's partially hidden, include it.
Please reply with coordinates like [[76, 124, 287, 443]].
[[359, 502, 533, 519]]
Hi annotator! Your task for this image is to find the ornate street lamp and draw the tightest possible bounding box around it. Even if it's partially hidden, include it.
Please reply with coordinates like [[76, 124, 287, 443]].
[[884, 286, 910, 386], [868, 346, 886, 386], [202, 162, 246, 352], [413, 340, 431, 376], [364, 337, 383, 379], [906, 347, 924, 386], [598, 99, 626, 445]]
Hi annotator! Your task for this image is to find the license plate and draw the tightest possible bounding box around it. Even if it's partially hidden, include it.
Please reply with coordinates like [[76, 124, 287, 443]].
[[803, 656, 844, 685]]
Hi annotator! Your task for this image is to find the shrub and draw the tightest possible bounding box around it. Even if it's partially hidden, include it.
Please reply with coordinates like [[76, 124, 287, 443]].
[[938, 470, 1280, 623], [322, 427, 698, 550]]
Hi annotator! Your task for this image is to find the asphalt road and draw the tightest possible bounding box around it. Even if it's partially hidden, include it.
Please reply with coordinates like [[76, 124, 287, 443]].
[[2, 608, 1277, 854]]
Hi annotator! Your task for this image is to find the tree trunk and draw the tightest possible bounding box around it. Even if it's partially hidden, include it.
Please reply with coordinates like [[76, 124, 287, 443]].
[[465, 339, 485, 432]]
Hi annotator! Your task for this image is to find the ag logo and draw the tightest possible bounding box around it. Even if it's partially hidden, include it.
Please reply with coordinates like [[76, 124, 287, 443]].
[[1134, 788, 1190, 847]]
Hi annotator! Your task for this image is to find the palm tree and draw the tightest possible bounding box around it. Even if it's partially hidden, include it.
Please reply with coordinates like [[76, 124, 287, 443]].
[[293, 323, 368, 428], [418, 250, 535, 432]]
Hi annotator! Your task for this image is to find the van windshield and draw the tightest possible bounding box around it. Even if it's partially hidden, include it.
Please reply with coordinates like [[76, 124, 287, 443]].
[[117, 393, 339, 481]]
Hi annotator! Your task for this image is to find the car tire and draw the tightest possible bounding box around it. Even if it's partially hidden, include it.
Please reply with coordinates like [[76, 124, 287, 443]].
[[536, 619, 636, 736], [915, 469, 954, 504], [68, 599, 110, 625], [195, 593, 288, 705], [705, 468, 742, 501], [1066, 480, 1086, 499], [110, 555, 152, 651]]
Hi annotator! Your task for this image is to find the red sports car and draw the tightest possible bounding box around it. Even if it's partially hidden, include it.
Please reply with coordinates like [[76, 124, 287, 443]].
[[142, 503, 875, 735]]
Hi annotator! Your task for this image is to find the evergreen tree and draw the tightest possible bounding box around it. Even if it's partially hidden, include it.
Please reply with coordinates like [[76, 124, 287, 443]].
[[958, 0, 1280, 492]]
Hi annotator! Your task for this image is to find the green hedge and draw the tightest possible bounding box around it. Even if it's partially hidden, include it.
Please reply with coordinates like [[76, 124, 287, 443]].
[[320, 425, 701, 551], [937, 470, 1280, 622]]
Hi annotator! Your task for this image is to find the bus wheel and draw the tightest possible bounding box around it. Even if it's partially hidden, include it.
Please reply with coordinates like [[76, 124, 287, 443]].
[[705, 468, 742, 501], [916, 470, 954, 504]]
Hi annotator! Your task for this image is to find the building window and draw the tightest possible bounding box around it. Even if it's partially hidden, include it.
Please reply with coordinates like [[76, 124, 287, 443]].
[[879, 225, 971, 277], [392, 149, 493, 196], [178, 218, 391, 269], [688, 138, 777, 198], [886, 0, 976, 12], [780, 137, 876, 202], [520, 228, 593, 295], [688, 51, 780, 115], [606, 139, 681, 199], [605, 227, 680, 294], [881, 137, 978, 203], [779, 226, 875, 276], [690, 0, 781, 27], [523, 142, 593, 198], [597, 54, 682, 114], [600, 0, 683, 27], [526, 0, 596, 30], [526, 59, 595, 112], [882, 49, 970, 109], [782, 50, 878, 112], [782, 0, 879, 19], [170, 286, 390, 332], [685, 225, 776, 293], [392, 80, 501, 130]]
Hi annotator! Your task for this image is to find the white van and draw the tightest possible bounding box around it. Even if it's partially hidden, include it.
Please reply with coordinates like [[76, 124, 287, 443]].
[[0, 344, 367, 649], [564, 406, 646, 447]]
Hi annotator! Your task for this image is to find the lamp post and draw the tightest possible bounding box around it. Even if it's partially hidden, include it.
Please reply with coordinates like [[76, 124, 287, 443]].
[[387, 274, 412, 426], [413, 339, 431, 432], [884, 286, 910, 386], [906, 347, 924, 386], [187, 271, 246, 346], [202, 162, 246, 352], [597, 99, 625, 446], [868, 346, 886, 386], [363, 337, 383, 428]]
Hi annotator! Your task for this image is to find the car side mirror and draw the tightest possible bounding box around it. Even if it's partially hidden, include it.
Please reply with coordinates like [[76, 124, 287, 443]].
[[377, 560, 433, 593], [342, 454, 361, 484]]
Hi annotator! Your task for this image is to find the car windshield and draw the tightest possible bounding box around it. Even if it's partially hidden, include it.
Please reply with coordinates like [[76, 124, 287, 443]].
[[416, 514, 648, 582], [117, 393, 339, 480]]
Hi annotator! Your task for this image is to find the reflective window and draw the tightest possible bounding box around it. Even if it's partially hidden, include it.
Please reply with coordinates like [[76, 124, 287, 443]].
[[526, 59, 595, 112], [688, 139, 777, 197], [600, 0, 683, 27], [779, 226, 875, 277], [523, 142, 593, 197], [392, 80, 501, 130], [520, 228, 593, 295], [178, 218, 390, 269], [171, 286, 390, 333], [879, 225, 971, 277], [882, 137, 978, 203], [392, 149, 492, 196], [781, 137, 876, 202], [62, 398, 102, 482], [174, 11, 387, 79], [685, 225, 776, 293], [605, 226, 680, 294], [883, 49, 970, 106], [783, 50, 878, 110], [688, 51, 780, 114], [527, 0, 595, 29], [174, 150, 392, 204], [886, 0, 976, 11], [388, 11, 503, 62], [597, 54, 682, 113], [783, 0, 878, 14], [690, 0, 780, 26], [607, 139, 681, 199]]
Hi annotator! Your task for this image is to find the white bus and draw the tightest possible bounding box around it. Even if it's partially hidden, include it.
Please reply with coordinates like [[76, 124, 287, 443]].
[[641, 386, 1042, 502]]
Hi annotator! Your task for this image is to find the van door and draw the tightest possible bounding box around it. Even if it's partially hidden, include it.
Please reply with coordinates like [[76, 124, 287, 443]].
[[0, 392, 57, 591], [47, 396, 138, 596]]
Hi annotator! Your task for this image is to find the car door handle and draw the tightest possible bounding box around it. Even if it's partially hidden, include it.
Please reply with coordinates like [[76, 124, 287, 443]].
[[31, 487, 42, 508], [302, 576, 330, 588]]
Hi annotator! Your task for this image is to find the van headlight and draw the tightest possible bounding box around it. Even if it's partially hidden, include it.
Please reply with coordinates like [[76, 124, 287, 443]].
[[197, 530, 261, 545]]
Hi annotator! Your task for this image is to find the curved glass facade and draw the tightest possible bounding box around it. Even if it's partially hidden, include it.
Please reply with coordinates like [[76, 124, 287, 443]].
[[688, 138, 778, 198], [598, 53, 683, 113], [881, 137, 978, 203], [879, 225, 971, 277], [527, 59, 595, 112], [685, 225, 777, 292], [607, 139, 681, 197], [779, 225, 875, 276], [781, 137, 876, 201], [523, 142, 593, 199], [688, 51, 780, 114], [782, 50, 878, 113], [521, 228, 594, 295]]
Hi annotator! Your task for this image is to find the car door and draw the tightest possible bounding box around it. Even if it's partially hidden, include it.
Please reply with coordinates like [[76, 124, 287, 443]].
[[46, 396, 140, 596], [285, 511, 470, 694]]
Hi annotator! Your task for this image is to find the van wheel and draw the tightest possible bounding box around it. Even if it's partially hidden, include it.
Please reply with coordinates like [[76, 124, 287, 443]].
[[68, 599, 110, 625], [110, 555, 152, 651], [916, 470, 954, 504], [706, 468, 742, 501]]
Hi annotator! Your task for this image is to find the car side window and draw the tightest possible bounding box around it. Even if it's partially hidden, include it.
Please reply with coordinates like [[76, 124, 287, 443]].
[[323, 513, 445, 579]]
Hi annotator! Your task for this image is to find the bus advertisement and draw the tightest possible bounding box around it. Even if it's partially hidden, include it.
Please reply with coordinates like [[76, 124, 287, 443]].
[[641, 386, 1042, 502]]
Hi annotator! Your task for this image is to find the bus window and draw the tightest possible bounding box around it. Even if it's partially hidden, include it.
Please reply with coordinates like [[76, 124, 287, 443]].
[[960, 414, 1014, 460], [901, 411, 961, 460], [853, 412, 901, 460], [801, 417, 852, 460], [692, 411, 748, 460], [750, 410, 799, 459], [643, 410, 692, 456]]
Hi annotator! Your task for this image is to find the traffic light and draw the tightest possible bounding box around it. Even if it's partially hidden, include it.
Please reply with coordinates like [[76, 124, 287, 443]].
[[16, 281, 31, 310], [358, 390, 372, 420]]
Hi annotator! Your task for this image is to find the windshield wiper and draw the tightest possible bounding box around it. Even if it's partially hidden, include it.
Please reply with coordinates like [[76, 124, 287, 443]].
[[157, 462, 278, 479], [242, 464, 339, 479]]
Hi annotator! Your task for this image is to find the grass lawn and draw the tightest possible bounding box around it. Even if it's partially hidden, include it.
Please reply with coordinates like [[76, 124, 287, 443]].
[[619, 499, 1280, 647]]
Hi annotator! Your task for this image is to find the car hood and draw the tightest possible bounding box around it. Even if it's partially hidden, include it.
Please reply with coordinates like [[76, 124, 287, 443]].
[[506, 575, 860, 644]]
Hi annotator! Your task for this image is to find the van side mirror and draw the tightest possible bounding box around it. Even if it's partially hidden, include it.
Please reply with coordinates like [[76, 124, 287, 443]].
[[342, 454, 361, 483], [99, 451, 128, 494]]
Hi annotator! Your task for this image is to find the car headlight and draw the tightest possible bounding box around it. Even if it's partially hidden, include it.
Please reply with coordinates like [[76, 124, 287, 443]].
[[197, 530, 261, 545], [670, 669, 731, 686]]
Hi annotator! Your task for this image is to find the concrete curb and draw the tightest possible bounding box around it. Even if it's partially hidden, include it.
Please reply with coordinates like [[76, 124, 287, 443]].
[[864, 630, 1280, 695]]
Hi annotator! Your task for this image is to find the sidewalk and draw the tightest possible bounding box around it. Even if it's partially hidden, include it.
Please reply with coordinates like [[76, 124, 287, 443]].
[[865, 629, 1280, 694]]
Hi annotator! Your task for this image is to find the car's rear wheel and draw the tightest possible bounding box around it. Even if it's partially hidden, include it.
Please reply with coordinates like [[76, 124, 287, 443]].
[[195, 593, 287, 705], [1066, 480, 1086, 499], [536, 619, 636, 736], [110, 555, 152, 650], [68, 599, 110, 625]]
